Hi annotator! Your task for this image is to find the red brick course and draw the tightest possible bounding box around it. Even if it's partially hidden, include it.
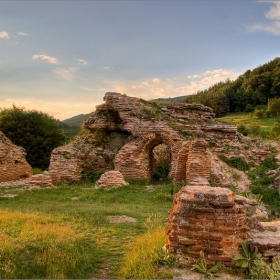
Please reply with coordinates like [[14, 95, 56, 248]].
[[167, 182, 247, 265]]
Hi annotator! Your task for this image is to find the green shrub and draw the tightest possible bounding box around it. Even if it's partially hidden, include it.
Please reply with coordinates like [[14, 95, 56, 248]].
[[270, 123, 280, 140], [261, 156, 278, 170], [253, 108, 267, 119], [82, 170, 104, 183], [152, 161, 170, 182], [219, 155, 252, 171], [237, 123, 249, 136], [244, 104, 255, 113]]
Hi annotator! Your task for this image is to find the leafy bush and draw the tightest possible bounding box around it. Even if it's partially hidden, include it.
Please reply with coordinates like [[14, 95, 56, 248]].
[[253, 108, 267, 119], [270, 123, 280, 140], [219, 155, 252, 171], [261, 156, 278, 170], [82, 170, 104, 183], [152, 161, 170, 182], [237, 122, 249, 136], [0, 105, 66, 169]]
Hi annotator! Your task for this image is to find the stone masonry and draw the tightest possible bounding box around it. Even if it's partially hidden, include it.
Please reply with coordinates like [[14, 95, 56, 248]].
[[167, 179, 248, 267], [0, 131, 32, 183], [48, 92, 273, 188], [95, 170, 129, 189]]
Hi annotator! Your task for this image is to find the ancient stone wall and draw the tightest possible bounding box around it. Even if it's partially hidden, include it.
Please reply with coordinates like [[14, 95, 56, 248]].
[[0, 131, 32, 183], [48, 92, 270, 187]]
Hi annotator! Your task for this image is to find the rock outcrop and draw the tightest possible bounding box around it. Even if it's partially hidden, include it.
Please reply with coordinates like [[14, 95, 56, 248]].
[[0, 131, 32, 183], [48, 92, 272, 188]]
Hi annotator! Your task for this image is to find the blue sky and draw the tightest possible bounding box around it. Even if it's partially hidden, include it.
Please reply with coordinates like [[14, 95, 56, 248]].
[[1, 1, 280, 120]]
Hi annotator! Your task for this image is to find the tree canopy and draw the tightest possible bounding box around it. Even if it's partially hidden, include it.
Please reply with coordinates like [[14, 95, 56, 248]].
[[0, 105, 66, 169], [184, 57, 280, 115]]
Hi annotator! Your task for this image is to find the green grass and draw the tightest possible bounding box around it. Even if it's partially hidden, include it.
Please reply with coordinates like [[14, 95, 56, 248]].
[[0, 181, 181, 278], [218, 112, 279, 140]]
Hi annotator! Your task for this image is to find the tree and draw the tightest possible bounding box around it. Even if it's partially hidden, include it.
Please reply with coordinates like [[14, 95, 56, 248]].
[[0, 105, 66, 169], [268, 98, 280, 117]]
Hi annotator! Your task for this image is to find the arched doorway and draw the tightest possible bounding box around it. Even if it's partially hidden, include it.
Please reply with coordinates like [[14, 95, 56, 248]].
[[150, 143, 171, 182]]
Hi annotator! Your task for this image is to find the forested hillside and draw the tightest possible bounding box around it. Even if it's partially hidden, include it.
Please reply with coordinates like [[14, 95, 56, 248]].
[[184, 57, 280, 116]]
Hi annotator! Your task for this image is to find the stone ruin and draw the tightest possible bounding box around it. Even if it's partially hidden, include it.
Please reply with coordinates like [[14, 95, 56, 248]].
[[48, 92, 274, 188], [0, 131, 32, 182], [0, 92, 279, 267], [46, 92, 280, 266], [95, 170, 128, 189]]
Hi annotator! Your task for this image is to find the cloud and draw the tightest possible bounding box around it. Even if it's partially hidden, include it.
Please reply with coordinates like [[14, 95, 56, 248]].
[[78, 59, 87, 65], [105, 68, 241, 100], [17, 32, 28, 36], [248, 2, 280, 35], [53, 67, 79, 81], [102, 66, 114, 70], [0, 31, 9, 39], [32, 54, 59, 64]]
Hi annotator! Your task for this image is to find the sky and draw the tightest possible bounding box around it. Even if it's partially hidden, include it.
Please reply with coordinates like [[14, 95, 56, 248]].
[[1, 1, 280, 120]]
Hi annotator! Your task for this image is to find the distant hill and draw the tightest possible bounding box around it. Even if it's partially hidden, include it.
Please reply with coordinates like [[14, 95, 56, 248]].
[[60, 113, 92, 141], [62, 113, 92, 127], [154, 95, 189, 103]]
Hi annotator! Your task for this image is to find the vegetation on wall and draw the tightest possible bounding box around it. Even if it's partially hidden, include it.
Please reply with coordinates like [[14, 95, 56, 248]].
[[0, 105, 66, 169]]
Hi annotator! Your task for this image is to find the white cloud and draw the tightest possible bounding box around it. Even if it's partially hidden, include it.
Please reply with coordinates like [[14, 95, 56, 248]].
[[17, 32, 28, 36], [105, 68, 241, 100], [152, 78, 161, 84], [53, 67, 79, 81], [248, 2, 280, 35], [32, 54, 59, 64], [0, 31, 9, 39], [78, 59, 87, 65], [103, 66, 114, 70]]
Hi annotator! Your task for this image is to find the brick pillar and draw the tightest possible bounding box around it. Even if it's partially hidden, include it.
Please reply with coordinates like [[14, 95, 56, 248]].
[[167, 179, 247, 267]]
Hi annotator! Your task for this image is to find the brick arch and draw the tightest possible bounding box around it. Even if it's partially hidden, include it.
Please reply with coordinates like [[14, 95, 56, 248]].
[[114, 132, 184, 181]]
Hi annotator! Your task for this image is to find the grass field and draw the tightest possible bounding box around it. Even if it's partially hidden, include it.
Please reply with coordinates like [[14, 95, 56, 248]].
[[0, 181, 181, 279], [218, 112, 279, 140]]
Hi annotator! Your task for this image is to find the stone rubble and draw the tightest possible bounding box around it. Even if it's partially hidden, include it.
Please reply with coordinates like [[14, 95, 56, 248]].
[[95, 170, 129, 189], [23, 174, 54, 190]]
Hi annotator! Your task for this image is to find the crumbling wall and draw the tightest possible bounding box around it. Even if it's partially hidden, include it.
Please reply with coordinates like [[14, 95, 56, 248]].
[[0, 131, 32, 183], [48, 92, 269, 186]]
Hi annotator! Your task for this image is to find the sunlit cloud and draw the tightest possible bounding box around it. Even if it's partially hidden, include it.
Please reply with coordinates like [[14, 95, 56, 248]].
[[0, 31, 9, 39], [248, 2, 280, 35], [78, 59, 87, 65], [105, 68, 241, 100], [32, 54, 59, 64], [53, 67, 79, 81], [17, 32, 29, 36]]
